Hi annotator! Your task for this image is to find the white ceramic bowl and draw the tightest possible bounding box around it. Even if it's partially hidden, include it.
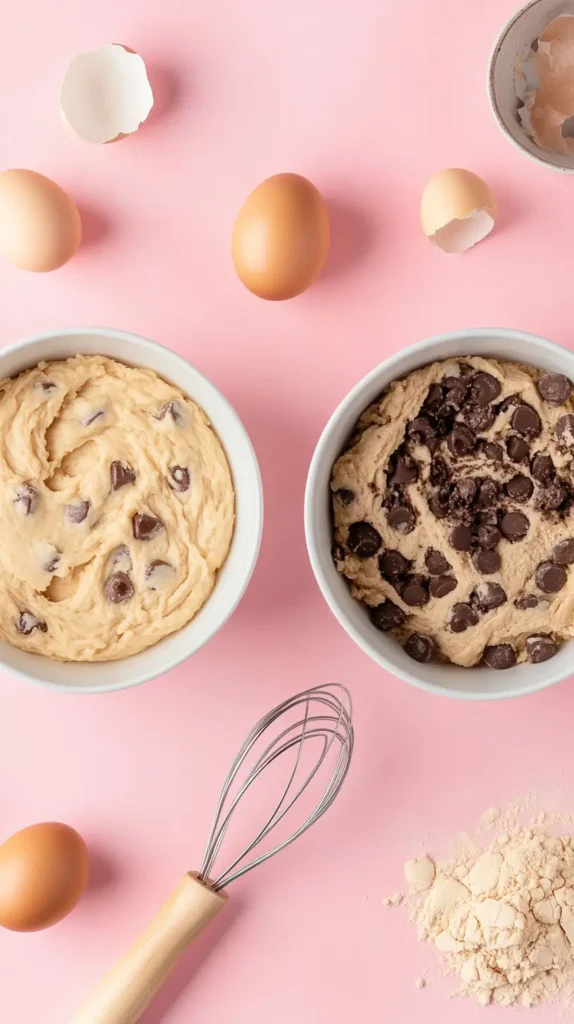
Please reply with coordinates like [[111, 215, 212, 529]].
[[0, 327, 263, 694], [489, 0, 574, 173], [305, 328, 574, 700]]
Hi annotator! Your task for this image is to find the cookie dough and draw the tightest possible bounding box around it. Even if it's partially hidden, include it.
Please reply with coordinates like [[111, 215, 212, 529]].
[[0, 355, 234, 661], [331, 357, 574, 668]]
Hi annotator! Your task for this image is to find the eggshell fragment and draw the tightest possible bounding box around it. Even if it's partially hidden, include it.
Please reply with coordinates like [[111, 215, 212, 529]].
[[420, 169, 498, 254], [232, 172, 330, 300], [0, 822, 89, 931], [61, 44, 154, 144], [0, 169, 81, 271]]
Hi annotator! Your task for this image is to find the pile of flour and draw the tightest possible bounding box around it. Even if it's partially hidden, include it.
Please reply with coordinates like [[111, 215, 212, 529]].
[[389, 804, 574, 1009]]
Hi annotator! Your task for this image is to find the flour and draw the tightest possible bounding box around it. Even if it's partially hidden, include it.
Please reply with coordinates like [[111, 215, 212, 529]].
[[388, 803, 574, 1009]]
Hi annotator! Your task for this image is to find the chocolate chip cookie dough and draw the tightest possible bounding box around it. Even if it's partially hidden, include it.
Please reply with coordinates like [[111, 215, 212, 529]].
[[331, 357, 574, 669], [0, 355, 234, 661]]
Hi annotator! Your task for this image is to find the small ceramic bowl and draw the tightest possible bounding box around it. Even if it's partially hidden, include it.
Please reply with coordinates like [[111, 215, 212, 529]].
[[0, 327, 263, 693], [305, 328, 574, 701], [489, 0, 574, 173]]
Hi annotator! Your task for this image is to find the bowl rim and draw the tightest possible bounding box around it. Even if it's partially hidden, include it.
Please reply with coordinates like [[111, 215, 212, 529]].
[[304, 327, 574, 701], [0, 325, 263, 695], [487, 0, 574, 175]]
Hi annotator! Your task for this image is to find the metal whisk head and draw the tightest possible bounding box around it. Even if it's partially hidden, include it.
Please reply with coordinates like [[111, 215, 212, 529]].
[[197, 684, 353, 892]]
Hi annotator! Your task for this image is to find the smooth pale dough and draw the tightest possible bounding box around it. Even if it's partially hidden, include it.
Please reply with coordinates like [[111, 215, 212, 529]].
[[0, 355, 234, 661], [331, 356, 574, 667]]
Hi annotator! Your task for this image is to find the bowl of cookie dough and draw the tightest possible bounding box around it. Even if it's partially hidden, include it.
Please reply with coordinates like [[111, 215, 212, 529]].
[[305, 328, 574, 700], [0, 327, 263, 693]]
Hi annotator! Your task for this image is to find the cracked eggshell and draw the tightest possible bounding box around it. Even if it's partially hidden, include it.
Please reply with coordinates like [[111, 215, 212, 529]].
[[61, 44, 154, 144], [420, 169, 498, 254]]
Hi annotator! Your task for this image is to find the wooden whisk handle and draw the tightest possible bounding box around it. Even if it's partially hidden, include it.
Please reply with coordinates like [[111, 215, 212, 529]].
[[70, 872, 228, 1024]]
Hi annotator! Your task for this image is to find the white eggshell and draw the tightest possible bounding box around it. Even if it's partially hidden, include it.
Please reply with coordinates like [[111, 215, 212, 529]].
[[61, 44, 154, 144]]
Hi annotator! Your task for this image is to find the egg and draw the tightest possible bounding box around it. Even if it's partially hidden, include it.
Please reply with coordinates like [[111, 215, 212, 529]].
[[420, 169, 498, 254], [0, 822, 89, 931], [0, 169, 82, 271], [232, 172, 330, 300]]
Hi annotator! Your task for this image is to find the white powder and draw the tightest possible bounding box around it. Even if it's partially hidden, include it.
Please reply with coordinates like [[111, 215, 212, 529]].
[[387, 802, 574, 1009]]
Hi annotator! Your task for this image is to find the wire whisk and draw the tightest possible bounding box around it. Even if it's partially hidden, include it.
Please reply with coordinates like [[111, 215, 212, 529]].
[[72, 683, 354, 1024], [199, 683, 354, 890]]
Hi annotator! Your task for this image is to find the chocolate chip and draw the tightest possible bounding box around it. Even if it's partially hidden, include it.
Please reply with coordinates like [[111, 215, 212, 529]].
[[554, 538, 574, 565], [14, 483, 37, 516], [500, 511, 529, 541], [526, 633, 559, 663], [442, 380, 467, 410], [388, 454, 418, 486], [429, 456, 450, 487], [81, 410, 105, 426], [536, 560, 567, 594], [110, 461, 136, 491], [556, 414, 574, 447], [482, 441, 504, 462], [347, 521, 382, 558], [369, 600, 405, 631], [424, 384, 444, 412], [379, 550, 410, 581], [65, 500, 90, 524], [476, 477, 501, 508], [425, 549, 452, 575], [473, 549, 501, 575], [515, 594, 539, 610], [132, 512, 165, 541], [531, 453, 555, 483], [401, 575, 429, 607], [144, 559, 174, 590], [35, 378, 57, 392], [447, 423, 476, 458], [44, 551, 60, 573], [16, 611, 47, 635], [450, 524, 472, 551], [477, 524, 501, 549], [450, 477, 477, 508], [387, 504, 416, 534], [155, 400, 184, 424], [475, 508, 498, 527], [449, 603, 479, 633], [104, 571, 134, 604], [506, 435, 530, 463], [505, 474, 533, 503], [462, 404, 495, 433], [535, 479, 568, 511], [334, 488, 355, 506], [429, 575, 457, 598], [405, 634, 436, 663], [512, 404, 541, 438], [428, 492, 449, 519], [537, 373, 573, 406], [458, 362, 474, 378], [169, 466, 191, 493], [473, 582, 507, 611], [483, 644, 516, 670], [407, 416, 437, 450], [469, 372, 502, 406]]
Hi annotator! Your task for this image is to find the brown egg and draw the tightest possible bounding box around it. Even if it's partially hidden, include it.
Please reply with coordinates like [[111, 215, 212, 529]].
[[0, 822, 89, 931], [232, 172, 330, 300], [0, 169, 82, 272]]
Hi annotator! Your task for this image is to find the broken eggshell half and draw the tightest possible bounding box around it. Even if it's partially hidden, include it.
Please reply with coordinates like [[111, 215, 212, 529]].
[[489, 0, 574, 173], [61, 44, 154, 144], [420, 169, 498, 254]]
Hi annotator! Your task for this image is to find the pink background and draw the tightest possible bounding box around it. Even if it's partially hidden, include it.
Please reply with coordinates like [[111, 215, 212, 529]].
[[2, 0, 574, 1020]]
